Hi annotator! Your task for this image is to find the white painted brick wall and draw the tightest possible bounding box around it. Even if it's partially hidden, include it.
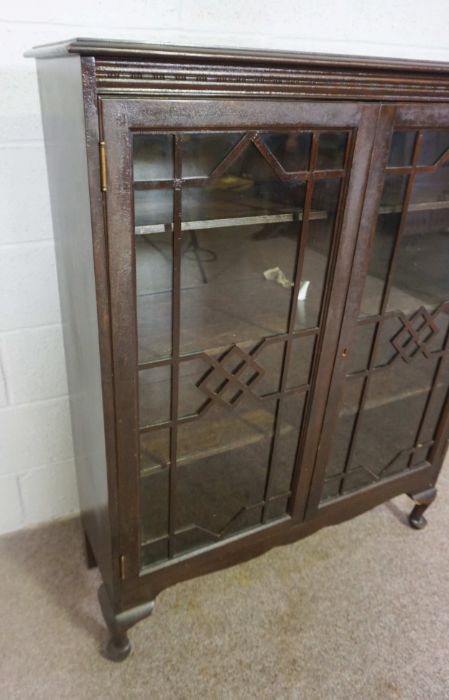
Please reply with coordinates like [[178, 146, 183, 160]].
[[1, 0, 449, 535]]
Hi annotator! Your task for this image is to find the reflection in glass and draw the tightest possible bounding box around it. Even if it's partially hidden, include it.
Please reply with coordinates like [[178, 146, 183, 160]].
[[135, 227, 172, 363], [295, 178, 341, 329], [348, 354, 437, 490], [140, 467, 169, 565], [140, 429, 170, 474], [388, 131, 416, 167], [317, 132, 348, 170], [174, 395, 278, 555], [179, 220, 300, 353], [132, 129, 348, 566], [135, 189, 173, 228], [133, 134, 173, 181], [139, 365, 171, 427], [321, 377, 364, 501], [360, 175, 407, 317], [417, 130, 449, 166], [347, 322, 375, 373], [181, 132, 243, 177], [260, 132, 311, 171], [286, 334, 315, 388], [323, 129, 449, 503], [269, 391, 306, 496], [388, 172, 449, 311]]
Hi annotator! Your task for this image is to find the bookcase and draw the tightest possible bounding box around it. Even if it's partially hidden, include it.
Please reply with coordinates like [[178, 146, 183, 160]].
[[27, 38, 449, 660]]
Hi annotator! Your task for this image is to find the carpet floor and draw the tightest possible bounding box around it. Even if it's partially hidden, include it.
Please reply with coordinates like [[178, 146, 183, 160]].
[[1, 459, 449, 700]]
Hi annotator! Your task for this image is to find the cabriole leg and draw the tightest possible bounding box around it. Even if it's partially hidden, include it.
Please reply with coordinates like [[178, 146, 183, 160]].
[[407, 487, 437, 530], [98, 584, 154, 662]]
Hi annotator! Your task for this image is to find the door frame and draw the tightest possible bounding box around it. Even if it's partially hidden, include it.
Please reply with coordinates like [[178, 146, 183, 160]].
[[305, 103, 449, 519], [100, 96, 381, 581]]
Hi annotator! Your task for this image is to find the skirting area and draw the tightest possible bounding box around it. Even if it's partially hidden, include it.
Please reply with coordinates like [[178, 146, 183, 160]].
[[2, 457, 449, 699]]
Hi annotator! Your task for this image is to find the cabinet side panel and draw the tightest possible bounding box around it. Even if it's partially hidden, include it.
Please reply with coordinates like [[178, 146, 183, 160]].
[[36, 56, 113, 588]]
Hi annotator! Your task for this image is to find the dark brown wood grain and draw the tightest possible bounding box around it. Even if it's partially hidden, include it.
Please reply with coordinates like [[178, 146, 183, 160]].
[[30, 39, 449, 659], [36, 55, 114, 593]]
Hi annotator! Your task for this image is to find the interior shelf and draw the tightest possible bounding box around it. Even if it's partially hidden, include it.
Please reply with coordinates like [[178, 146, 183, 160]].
[[135, 200, 449, 236]]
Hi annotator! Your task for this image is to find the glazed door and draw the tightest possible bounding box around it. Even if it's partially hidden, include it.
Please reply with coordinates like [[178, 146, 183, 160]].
[[101, 98, 378, 575], [307, 105, 449, 514]]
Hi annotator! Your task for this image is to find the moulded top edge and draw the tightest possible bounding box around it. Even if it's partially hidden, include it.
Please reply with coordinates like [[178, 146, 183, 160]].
[[24, 36, 449, 75]]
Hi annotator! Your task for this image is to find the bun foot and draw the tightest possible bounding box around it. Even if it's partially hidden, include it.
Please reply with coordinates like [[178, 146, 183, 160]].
[[104, 636, 132, 662], [407, 487, 436, 531], [408, 509, 428, 530], [98, 584, 154, 662]]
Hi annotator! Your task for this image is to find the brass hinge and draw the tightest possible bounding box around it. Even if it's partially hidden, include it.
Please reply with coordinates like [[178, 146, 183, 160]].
[[119, 554, 126, 580], [99, 140, 107, 192]]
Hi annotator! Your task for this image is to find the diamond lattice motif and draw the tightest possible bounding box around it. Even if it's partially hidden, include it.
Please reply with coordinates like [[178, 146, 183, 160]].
[[391, 307, 439, 362], [197, 344, 265, 408]]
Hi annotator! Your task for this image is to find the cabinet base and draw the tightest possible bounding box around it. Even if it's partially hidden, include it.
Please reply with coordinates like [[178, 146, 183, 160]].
[[98, 584, 154, 662]]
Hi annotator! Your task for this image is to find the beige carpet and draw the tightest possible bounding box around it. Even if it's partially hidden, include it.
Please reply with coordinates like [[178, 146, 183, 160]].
[[2, 459, 449, 700]]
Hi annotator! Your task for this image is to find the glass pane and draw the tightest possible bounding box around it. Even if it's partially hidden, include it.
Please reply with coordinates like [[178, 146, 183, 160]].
[[139, 365, 171, 427], [317, 132, 347, 170], [286, 334, 316, 388], [140, 429, 170, 475], [140, 467, 169, 544], [260, 132, 311, 171], [388, 172, 449, 312], [182, 132, 243, 177], [418, 360, 449, 447], [269, 391, 306, 496], [135, 196, 173, 363], [321, 377, 364, 499], [347, 355, 437, 491], [265, 496, 290, 522], [174, 395, 278, 555], [135, 189, 172, 228], [418, 130, 449, 166], [133, 134, 173, 181], [360, 175, 407, 317], [141, 539, 168, 568], [295, 178, 341, 328], [323, 128, 449, 503], [347, 322, 375, 373], [388, 131, 416, 167], [181, 180, 305, 224], [179, 216, 302, 354], [250, 339, 285, 396], [133, 130, 348, 565]]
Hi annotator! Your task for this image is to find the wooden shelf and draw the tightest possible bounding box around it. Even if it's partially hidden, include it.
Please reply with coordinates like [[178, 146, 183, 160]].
[[135, 210, 327, 235], [135, 199, 449, 236]]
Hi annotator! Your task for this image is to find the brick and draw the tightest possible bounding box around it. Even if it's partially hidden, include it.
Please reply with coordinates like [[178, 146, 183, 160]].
[[2, 325, 68, 404], [0, 145, 52, 243], [19, 459, 79, 526], [0, 474, 23, 533], [0, 397, 74, 475], [0, 242, 61, 331]]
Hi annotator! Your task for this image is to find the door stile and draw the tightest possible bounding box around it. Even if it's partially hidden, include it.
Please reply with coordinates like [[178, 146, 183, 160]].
[[101, 102, 141, 578], [290, 104, 388, 521]]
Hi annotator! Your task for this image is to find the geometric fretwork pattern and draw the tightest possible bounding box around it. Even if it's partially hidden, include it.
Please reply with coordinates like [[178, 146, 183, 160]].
[[197, 343, 265, 408], [392, 306, 439, 362], [135, 125, 350, 567], [321, 126, 449, 504]]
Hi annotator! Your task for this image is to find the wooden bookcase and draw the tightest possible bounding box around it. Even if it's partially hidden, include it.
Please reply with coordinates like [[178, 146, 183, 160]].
[[27, 38, 449, 660]]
